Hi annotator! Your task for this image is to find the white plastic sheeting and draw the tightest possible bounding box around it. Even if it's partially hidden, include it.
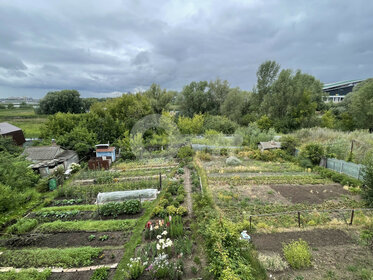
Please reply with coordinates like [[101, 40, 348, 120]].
[[96, 189, 159, 204]]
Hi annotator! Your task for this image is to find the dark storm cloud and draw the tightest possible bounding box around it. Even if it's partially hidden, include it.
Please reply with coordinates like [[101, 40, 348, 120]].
[[0, 0, 373, 97]]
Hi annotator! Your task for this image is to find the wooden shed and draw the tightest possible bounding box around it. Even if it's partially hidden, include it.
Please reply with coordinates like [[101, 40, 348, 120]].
[[0, 122, 25, 146]]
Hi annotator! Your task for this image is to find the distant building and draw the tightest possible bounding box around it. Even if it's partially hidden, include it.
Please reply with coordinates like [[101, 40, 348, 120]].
[[323, 79, 363, 103], [0, 122, 26, 146], [23, 145, 79, 177], [258, 141, 282, 152]]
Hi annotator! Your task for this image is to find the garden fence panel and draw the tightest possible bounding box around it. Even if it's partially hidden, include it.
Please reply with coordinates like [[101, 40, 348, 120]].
[[326, 158, 365, 180]]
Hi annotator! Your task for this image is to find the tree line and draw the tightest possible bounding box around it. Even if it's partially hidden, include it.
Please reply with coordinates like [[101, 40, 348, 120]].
[[36, 60, 373, 158]]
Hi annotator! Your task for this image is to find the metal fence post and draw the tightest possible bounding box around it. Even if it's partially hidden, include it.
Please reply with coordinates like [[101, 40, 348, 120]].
[[249, 216, 252, 231], [298, 211, 301, 228], [350, 210, 355, 225], [159, 172, 162, 190]]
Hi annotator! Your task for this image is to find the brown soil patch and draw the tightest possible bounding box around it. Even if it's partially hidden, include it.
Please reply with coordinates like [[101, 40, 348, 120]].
[[210, 183, 292, 205], [1, 231, 128, 248], [28, 210, 143, 222], [48, 268, 116, 280], [252, 229, 354, 252], [270, 184, 350, 204], [272, 244, 373, 280], [93, 249, 123, 266]]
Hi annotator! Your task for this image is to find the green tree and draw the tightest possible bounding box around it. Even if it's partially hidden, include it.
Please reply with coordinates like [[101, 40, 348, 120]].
[[256, 115, 273, 131], [144, 83, 176, 113], [38, 90, 85, 114], [220, 88, 252, 123], [255, 60, 280, 106], [321, 110, 336, 128], [177, 114, 205, 135], [57, 126, 97, 158], [349, 79, 373, 132], [7, 103, 14, 109], [362, 153, 373, 206]]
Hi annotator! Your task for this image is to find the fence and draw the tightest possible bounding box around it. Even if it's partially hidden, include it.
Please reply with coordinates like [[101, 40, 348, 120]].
[[326, 158, 365, 180], [248, 208, 373, 231]]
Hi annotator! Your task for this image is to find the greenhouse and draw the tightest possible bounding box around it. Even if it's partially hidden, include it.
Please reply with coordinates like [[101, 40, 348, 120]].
[[96, 189, 159, 204]]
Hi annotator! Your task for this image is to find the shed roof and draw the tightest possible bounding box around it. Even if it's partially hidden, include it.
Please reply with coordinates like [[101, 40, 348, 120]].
[[0, 122, 22, 135], [24, 146, 65, 161], [259, 141, 282, 150], [96, 147, 115, 152]]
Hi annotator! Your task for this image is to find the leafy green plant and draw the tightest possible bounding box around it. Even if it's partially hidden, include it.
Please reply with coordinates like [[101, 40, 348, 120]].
[[99, 235, 109, 241], [299, 143, 324, 165], [90, 267, 109, 280], [282, 239, 312, 269], [7, 218, 38, 234], [169, 215, 184, 238], [127, 257, 146, 279], [88, 234, 96, 241], [99, 200, 141, 217], [258, 253, 288, 272]]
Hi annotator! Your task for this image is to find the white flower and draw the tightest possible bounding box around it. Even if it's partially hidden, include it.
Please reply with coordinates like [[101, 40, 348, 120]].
[[156, 244, 161, 250], [156, 235, 161, 239], [162, 230, 167, 236]]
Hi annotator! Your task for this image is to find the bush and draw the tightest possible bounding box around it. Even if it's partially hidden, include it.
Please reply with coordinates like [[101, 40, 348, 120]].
[[220, 148, 228, 156], [0, 184, 18, 213], [177, 146, 194, 161], [91, 267, 109, 280], [299, 143, 324, 165], [282, 239, 312, 269], [226, 156, 242, 166], [7, 218, 38, 234], [313, 166, 362, 187], [281, 136, 298, 155], [258, 253, 288, 272], [196, 151, 211, 161]]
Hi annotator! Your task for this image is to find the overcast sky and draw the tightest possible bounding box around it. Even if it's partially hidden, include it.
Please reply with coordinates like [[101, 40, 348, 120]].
[[0, 0, 372, 98]]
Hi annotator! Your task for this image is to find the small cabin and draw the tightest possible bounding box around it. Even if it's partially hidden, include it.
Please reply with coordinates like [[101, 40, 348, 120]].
[[95, 144, 116, 162]]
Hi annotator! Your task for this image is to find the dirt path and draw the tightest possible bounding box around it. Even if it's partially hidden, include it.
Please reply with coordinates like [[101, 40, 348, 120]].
[[184, 167, 193, 216]]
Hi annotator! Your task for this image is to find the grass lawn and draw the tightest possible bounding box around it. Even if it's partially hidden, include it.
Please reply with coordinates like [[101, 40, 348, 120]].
[[0, 108, 46, 138], [0, 269, 51, 280]]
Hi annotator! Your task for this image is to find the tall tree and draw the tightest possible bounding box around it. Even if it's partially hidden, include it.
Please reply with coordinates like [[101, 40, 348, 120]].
[[144, 83, 176, 114], [38, 90, 85, 114], [256, 60, 280, 105], [349, 79, 373, 132]]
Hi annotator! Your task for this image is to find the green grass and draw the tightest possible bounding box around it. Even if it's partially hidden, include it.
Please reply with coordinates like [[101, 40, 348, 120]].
[[36, 219, 137, 233], [0, 108, 46, 138], [35, 204, 98, 212], [0, 269, 51, 280], [0, 247, 102, 268], [6, 218, 38, 234]]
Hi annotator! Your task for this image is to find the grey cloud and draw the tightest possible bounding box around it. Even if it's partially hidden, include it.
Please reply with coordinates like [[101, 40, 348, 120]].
[[0, 0, 372, 97]]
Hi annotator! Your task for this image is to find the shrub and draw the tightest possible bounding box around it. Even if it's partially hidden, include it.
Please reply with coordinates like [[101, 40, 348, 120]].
[[177, 146, 194, 161], [281, 136, 298, 155], [7, 218, 38, 234], [220, 148, 228, 156], [176, 206, 187, 216], [299, 143, 324, 165], [282, 239, 312, 269], [258, 253, 288, 272], [197, 151, 211, 161], [313, 166, 362, 187], [226, 156, 242, 166], [0, 184, 18, 213], [166, 205, 178, 215], [91, 267, 109, 280]]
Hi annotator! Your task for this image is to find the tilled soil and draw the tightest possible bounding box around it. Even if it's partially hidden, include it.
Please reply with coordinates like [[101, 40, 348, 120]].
[[252, 229, 354, 252], [1, 231, 129, 248], [270, 184, 351, 204], [27, 210, 143, 222]]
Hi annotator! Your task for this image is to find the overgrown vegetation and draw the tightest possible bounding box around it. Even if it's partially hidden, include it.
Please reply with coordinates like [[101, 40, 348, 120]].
[[282, 239, 312, 269], [0, 269, 51, 280]]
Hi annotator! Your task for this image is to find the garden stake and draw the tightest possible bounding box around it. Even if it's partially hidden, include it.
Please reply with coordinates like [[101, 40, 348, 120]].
[[249, 216, 252, 231], [298, 211, 301, 227], [159, 172, 162, 190], [350, 209, 354, 225]]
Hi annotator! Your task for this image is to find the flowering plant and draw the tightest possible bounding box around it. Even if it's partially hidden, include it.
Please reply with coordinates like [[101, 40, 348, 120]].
[[127, 257, 147, 279]]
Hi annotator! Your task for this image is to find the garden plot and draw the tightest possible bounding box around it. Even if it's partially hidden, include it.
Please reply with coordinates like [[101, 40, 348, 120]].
[[252, 229, 373, 280]]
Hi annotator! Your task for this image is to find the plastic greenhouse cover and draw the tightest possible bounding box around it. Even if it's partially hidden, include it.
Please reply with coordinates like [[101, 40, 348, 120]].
[[96, 189, 159, 204]]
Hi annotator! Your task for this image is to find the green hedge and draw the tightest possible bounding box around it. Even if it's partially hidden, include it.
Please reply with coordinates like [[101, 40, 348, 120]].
[[313, 166, 362, 187]]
